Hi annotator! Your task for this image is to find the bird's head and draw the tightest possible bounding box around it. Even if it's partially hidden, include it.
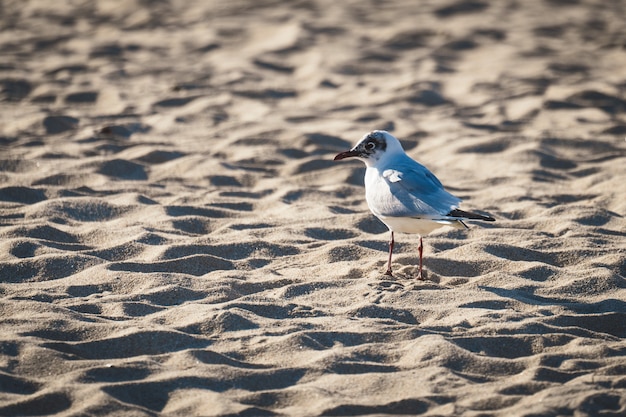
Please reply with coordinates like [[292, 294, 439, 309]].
[[334, 130, 404, 167]]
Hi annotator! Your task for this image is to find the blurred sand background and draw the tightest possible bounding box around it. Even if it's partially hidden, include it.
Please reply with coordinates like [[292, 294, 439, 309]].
[[1, 0, 625, 415]]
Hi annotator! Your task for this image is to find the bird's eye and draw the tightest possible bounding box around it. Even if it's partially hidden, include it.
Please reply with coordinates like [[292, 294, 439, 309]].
[[365, 141, 375, 151]]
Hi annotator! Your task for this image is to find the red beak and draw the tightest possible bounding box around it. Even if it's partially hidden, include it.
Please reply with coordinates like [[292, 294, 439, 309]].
[[334, 150, 360, 160]]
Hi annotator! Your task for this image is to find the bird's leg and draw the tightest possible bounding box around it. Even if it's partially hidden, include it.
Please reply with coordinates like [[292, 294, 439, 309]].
[[416, 236, 424, 280], [384, 231, 394, 276]]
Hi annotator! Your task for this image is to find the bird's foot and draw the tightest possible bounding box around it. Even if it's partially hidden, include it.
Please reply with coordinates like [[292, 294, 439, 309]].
[[384, 269, 394, 277], [416, 270, 427, 281]]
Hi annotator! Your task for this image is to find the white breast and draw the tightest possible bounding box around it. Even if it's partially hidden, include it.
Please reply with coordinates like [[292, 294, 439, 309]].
[[374, 214, 463, 235]]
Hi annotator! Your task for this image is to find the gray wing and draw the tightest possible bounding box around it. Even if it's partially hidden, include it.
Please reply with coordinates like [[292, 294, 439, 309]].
[[381, 157, 461, 217]]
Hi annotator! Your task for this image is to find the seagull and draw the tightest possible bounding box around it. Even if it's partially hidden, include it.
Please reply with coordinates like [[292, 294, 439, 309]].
[[334, 130, 495, 279]]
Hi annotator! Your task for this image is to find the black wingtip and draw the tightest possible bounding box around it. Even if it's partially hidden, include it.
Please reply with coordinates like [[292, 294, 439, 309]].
[[448, 209, 495, 222]]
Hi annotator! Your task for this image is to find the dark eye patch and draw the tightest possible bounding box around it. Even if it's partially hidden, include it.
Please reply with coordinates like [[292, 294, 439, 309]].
[[364, 134, 386, 152]]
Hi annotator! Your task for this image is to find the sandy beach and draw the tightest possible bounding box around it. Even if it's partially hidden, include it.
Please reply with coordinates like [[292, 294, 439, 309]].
[[1, 0, 625, 415]]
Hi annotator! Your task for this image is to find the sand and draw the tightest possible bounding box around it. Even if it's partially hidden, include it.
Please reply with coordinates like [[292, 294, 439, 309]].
[[1, 0, 625, 415]]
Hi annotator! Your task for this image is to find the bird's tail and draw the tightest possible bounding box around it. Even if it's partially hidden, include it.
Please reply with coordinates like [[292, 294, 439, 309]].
[[447, 209, 495, 222], [431, 218, 468, 229]]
